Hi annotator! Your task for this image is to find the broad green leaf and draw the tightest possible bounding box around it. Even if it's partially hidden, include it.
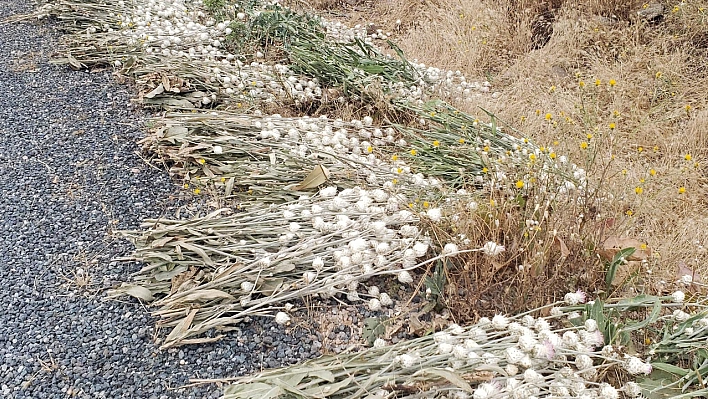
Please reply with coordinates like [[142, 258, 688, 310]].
[[651, 362, 689, 377]]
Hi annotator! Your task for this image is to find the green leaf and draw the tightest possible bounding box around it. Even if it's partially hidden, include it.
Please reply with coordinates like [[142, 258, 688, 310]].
[[308, 369, 335, 383], [651, 362, 689, 377], [606, 247, 635, 289], [362, 317, 387, 346]]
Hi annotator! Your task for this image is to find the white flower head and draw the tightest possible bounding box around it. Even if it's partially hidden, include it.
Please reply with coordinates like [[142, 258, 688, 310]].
[[397, 270, 414, 284], [443, 243, 459, 256], [671, 290, 685, 303], [368, 285, 380, 297], [491, 314, 509, 330], [624, 355, 652, 375], [564, 289, 587, 305], [303, 271, 317, 284], [373, 338, 387, 348], [623, 381, 642, 398], [240, 281, 254, 293], [320, 186, 338, 198], [673, 309, 690, 322], [368, 298, 382, 311], [379, 292, 393, 306], [482, 241, 505, 257], [312, 257, 325, 271], [413, 241, 429, 257], [275, 311, 290, 325], [598, 383, 619, 399], [585, 318, 598, 332], [427, 207, 443, 222], [213, 145, 223, 154]]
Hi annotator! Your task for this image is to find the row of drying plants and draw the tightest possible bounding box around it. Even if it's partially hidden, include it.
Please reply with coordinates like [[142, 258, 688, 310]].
[[118, 100, 581, 348], [216, 292, 708, 399], [13, 0, 592, 346], [20, 0, 490, 111]]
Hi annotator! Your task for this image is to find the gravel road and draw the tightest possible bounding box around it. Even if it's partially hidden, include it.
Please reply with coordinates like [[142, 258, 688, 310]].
[[0, 2, 321, 398]]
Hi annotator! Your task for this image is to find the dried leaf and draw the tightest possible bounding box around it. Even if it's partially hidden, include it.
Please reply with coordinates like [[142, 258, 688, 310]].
[[554, 236, 570, 259], [150, 236, 174, 248], [291, 164, 330, 191], [223, 382, 284, 399], [144, 83, 165, 98], [165, 308, 198, 343], [109, 284, 154, 302], [225, 177, 235, 197], [413, 368, 473, 393], [177, 289, 235, 303]]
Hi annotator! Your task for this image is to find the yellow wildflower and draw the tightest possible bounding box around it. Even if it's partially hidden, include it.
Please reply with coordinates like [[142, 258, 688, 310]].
[[515, 180, 524, 189]]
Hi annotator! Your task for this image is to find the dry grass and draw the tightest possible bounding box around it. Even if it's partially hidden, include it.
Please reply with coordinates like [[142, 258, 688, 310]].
[[302, 0, 708, 320]]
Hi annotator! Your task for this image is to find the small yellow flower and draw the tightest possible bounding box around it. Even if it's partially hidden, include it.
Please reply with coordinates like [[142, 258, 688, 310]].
[[410, 149, 417, 156], [529, 153, 537, 161], [653, 145, 659, 152], [483, 145, 490, 152], [613, 110, 620, 117], [524, 138, 529, 144], [649, 169, 656, 176], [609, 79, 616, 87], [430, 111, 436, 117], [459, 138, 466, 144], [549, 85, 556, 93], [545, 113, 552, 121], [408, 203, 414, 208], [198, 159, 206, 164], [540, 146, 546, 152], [482, 167, 489, 174], [626, 209, 634, 217], [685, 104, 692, 112], [639, 178, 645, 183], [638, 147, 644, 153], [515, 180, 524, 189], [220, 177, 226, 182], [367, 146, 373, 153], [586, 133, 593, 140], [193, 188, 201, 195], [640, 243, 648, 250], [549, 152, 557, 159], [622, 169, 628, 175], [423, 201, 430, 208], [396, 167, 403, 174], [553, 140, 559, 146], [594, 79, 601, 86], [392, 154, 398, 161], [685, 154, 692, 161], [433, 140, 440, 147], [535, 109, 541, 116], [635, 186, 643, 195], [609, 123, 616, 130], [183, 183, 189, 189], [579, 80, 585, 88], [580, 141, 588, 150], [392, 179, 399, 185], [672, 5, 679, 12], [489, 199, 496, 207], [655, 71, 662, 79], [678, 186, 686, 194], [521, 116, 527, 122]]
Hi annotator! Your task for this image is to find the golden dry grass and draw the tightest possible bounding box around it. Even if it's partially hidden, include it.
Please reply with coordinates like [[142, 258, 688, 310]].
[[302, 0, 708, 318]]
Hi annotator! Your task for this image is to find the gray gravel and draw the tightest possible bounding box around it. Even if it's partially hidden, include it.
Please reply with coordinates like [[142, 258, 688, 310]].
[[0, 2, 320, 398]]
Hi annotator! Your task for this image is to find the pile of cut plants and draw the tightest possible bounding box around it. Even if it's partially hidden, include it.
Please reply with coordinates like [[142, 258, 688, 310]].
[[9, 0, 708, 397]]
